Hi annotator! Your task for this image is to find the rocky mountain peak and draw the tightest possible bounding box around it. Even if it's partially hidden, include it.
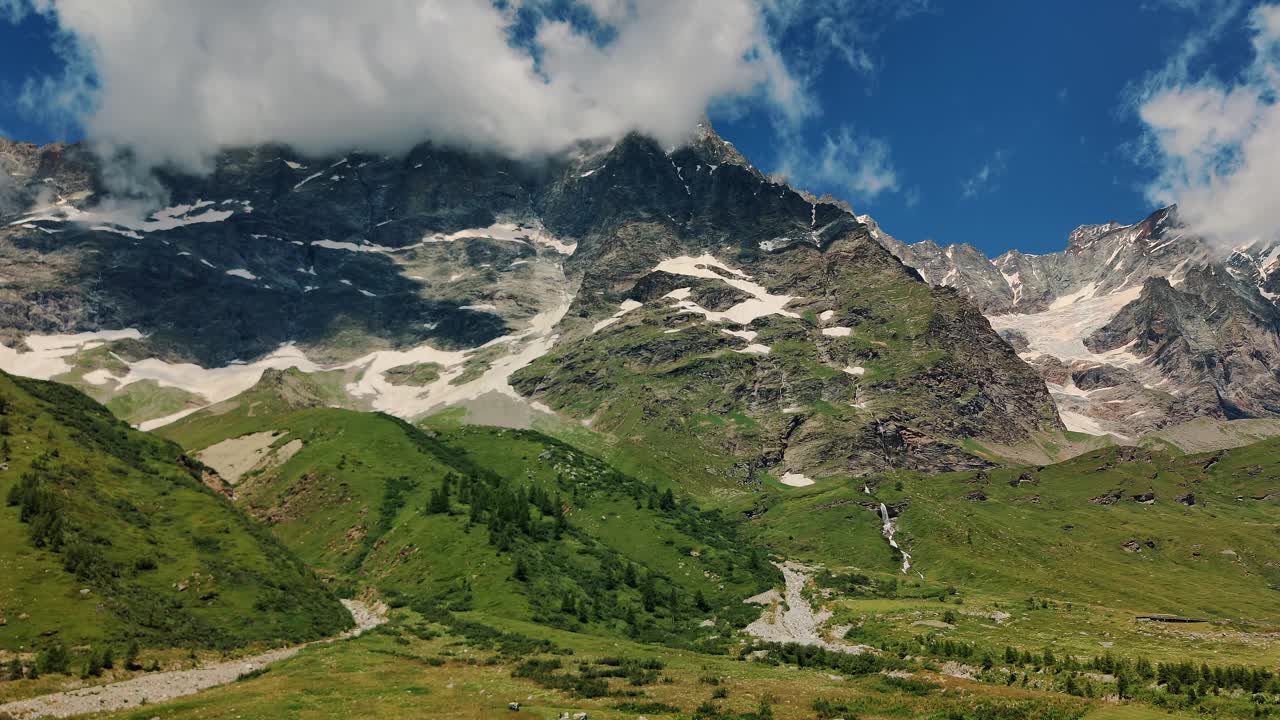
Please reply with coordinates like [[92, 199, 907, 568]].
[[688, 119, 762, 179], [1066, 221, 1127, 252]]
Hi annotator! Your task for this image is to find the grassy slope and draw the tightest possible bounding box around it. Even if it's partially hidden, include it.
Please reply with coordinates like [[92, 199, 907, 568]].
[[159, 380, 777, 647], [0, 371, 350, 654], [748, 441, 1280, 666]]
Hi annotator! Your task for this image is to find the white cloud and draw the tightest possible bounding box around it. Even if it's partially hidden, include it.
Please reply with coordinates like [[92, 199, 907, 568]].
[[14, 0, 809, 172], [1138, 3, 1280, 250], [1137, 0, 1247, 90], [16, 27, 95, 140], [903, 186, 921, 208], [774, 126, 899, 203], [576, 0, 631, 24], [759, 0, 931, 81], [815, 15, 874, 75], [960, 149, 1008, 198]]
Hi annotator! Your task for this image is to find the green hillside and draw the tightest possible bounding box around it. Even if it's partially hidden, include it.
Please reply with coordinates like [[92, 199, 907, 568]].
[[159, 371, 778, 649], [748, 441, 1280, 667], [0, 370, 351, 655]]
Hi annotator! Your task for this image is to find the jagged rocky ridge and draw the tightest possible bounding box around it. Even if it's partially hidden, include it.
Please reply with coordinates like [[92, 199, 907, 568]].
[[0, 124, 1061, 482], [868, 206, 1280, 438]]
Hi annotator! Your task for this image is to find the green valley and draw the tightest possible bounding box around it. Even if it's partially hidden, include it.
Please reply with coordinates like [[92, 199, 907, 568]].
[[0, 369, 1259, 720]]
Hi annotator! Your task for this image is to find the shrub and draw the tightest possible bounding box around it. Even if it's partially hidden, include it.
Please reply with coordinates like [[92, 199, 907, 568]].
[[813, 697, 859, 719], [38, 642, 71, 675], [878, 674, 939, 695], [612, 701, 681, 714]]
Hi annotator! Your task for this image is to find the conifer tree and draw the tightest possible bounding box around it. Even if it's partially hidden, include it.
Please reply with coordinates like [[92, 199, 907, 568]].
[[659, 488, 676, 510]]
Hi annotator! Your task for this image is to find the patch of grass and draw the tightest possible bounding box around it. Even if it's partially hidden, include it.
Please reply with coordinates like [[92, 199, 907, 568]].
[[88, 609, 1099, 720], [382, 362, 442, 387], [104, 380, 203, 424]]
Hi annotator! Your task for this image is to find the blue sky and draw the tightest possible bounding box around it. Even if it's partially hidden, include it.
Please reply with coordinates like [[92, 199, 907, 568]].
[[712, 1, 1261, 255], [0, 1, 1269, 256], [0, 8, 67, 142]]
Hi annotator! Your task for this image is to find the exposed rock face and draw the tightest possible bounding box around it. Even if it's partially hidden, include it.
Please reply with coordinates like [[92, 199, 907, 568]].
[[1086, 275, 1280, 420], [866, 205, 1280, 439], [1, 138, 550, 364], [0, 140, 97, 215], [877, 208, 1202, 317], [0, 125, 1061, 481]]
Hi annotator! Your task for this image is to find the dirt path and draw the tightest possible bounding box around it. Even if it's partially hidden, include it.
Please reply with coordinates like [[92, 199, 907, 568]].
[[743, 561, 871, 654], [0, 599, 387, 719]]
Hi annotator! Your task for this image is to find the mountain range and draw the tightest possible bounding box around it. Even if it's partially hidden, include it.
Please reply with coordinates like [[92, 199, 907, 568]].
[[0, 125, 1063, 486], [6, 125, 1280, 467]]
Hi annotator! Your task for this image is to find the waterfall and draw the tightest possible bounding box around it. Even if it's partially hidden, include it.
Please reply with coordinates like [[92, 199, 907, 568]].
[[878, 502, 912, 573]]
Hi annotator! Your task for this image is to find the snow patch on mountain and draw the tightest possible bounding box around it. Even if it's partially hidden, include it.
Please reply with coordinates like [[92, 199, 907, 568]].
[[312, 239, 395, 253], [11, 199, 240, 234], [988, 285, 1142, 361], [722, 328, 758, 341], [0, 329, 144, 380], [0, 272, 578, 430], [425, 220, 576, 255], [592, 299, 643, 333], [653, 254, 800, 325], [344, 287, 574, 418], [779, 472, 814, 487]]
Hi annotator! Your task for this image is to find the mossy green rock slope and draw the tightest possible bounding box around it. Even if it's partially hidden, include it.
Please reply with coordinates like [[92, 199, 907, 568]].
[[0, 370, 351, 652], [517, 135, 1060, 489]]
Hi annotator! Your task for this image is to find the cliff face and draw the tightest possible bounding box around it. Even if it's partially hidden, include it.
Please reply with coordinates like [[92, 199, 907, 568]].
[[1087, 274, 1280, 419]]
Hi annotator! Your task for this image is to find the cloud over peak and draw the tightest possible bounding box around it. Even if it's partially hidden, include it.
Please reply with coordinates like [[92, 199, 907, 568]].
[[1138, 3, 1280, 250], [15, 0, 809, 171]]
